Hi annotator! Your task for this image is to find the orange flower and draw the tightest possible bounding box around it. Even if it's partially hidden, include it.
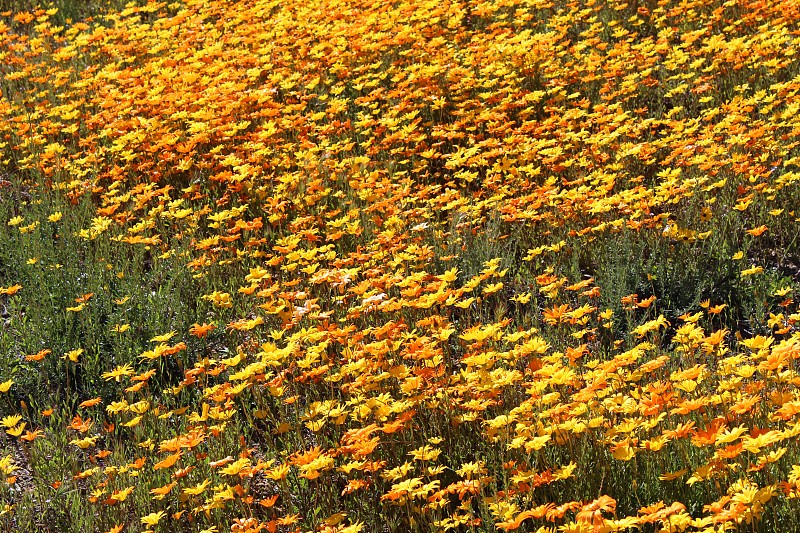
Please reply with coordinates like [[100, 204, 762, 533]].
[[189, 322, 217, 338], [25, 349, 51, 362], [0, 285, 22, 296], [542, 304, 570, 326]]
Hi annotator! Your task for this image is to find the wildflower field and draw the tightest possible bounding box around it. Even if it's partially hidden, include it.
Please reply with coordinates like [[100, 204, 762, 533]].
[[2, 0, 800, 531]]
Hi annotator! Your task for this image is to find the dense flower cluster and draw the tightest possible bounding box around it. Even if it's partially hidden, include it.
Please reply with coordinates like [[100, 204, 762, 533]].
[[1, 0, 800, 531]]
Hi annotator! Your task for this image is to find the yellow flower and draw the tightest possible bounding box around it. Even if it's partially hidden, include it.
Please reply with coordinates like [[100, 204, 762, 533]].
[[482, 282, 503, 295], [150, 331, 177, 343], [182, 478, 210, 496], [70, 436, 98, 449], [611, 439, 636, 461], [741, 265, 764, 277], [524, 434, 551, 452], [63, 348, 84, 362], [202, 291, 232, 308], [659, 469, 688, 481], [1, 415, 22, 428], [102, 364, 134, 381], [110, 486, 134, 502], [440, 267, 458, 283], [6, 423, 25, 437], [553, 462, 577, 480], [48, 212, 63, 223], [409, 445, 441, 462], [0, 455, 18, 475], [141, 511, 165, 526], [220, 457, 252, 476]]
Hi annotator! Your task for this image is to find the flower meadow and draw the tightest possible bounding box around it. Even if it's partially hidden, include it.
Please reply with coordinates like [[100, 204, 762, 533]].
[[1, 0, 800, 531]]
